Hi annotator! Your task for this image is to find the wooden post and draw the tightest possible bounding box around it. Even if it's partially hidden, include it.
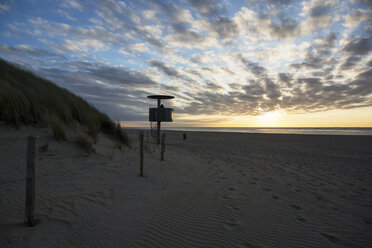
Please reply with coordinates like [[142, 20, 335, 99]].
[[157, 121, 161, 146], [140, 132, 144, 176], [25, 135, 38, 226], [183, 133, 187, 140], [161, 133, 166, 161]]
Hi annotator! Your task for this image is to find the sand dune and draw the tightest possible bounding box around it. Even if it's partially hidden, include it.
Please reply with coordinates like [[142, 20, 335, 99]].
[[1, 126, 371, 247]]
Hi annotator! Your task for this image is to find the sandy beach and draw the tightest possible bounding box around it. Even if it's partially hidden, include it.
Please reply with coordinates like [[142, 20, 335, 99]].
[[1, 125, 371, 248]]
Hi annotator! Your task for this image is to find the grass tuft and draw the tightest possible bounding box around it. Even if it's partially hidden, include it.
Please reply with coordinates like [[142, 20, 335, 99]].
[[76, 131, 95, 152], [0, 58, 130, 145]]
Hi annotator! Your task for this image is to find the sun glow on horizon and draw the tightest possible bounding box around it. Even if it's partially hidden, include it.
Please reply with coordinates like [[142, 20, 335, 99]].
[[257, 111, 281, 127], [122, 106, 372, 128]]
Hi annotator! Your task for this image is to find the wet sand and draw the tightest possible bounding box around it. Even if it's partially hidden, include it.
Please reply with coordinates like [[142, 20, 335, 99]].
[[1, 126, 372, 247]]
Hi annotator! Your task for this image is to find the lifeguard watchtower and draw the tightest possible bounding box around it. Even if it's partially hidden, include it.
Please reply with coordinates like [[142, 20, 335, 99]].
[[147, 95, 175, 145]]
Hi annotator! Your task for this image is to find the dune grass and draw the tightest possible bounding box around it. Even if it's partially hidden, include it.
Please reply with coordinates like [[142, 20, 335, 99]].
[[0, 58, 130, 146]]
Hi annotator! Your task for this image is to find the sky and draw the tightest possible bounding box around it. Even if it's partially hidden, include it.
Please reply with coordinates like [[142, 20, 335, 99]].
[[0, 0, 372, 127]]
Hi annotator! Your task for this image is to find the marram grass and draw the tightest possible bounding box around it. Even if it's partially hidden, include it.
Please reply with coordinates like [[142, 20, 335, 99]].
[[0, 58, 130, 146]]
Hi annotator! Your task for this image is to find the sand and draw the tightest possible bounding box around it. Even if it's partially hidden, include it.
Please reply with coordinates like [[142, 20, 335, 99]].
[[1, 125, 372, 248]]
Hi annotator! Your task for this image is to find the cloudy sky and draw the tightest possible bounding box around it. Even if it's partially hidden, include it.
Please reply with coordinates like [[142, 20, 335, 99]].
[[1, 0, 372, 127]]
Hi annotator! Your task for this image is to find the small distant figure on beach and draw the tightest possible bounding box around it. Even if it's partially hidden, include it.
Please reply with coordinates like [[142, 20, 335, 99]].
[[160, 104, 164, 108]]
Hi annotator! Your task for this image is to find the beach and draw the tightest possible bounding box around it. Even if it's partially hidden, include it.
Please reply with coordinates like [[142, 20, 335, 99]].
[[1, 126, 372, 247]]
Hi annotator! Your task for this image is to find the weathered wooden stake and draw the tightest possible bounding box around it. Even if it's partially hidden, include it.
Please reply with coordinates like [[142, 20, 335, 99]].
[[161, 133, 166, 161], [183, 133, 187, 140], [140, 133, 144, 176], [25, 135, 38, 226]]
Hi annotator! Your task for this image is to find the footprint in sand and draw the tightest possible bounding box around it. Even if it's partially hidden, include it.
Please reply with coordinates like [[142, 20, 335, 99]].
[[297, 217, 307, 223], [238, 242, 261, 248], [320, 232, 341, 244], [262, 187, 272, 192], [363, 219, 371, 224], [223, 222, 239, 231], [227, 187, 235, 191], [289, 204, 302, 210], [226, 205, 240, 212], [272, 195, 279, 199], [220, 195, 229, 200]]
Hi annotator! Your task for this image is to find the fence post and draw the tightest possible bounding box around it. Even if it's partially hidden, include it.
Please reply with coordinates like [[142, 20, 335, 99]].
[[140, 132, 144, 176], [183, 133, 187, 140], [161, 133, 166, 161], [25, 135, 38, 226]]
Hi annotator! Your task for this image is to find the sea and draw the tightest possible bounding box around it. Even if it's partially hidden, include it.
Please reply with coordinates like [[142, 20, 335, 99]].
[[140, 127, 372, 136]]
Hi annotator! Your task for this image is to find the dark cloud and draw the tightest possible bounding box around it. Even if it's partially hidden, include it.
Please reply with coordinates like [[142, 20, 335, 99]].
[[348, 68, 372, 96], [95, 0, 165, 49], [0, 44, 62, 58], [342, 37, 372, 56], [241, 59, 267, 77], [187, 0, 226, 18], [185, 69, 203, 78], [243, 80, 265, 97], [229, 83, 242, 90], [297, 77, 322, 95], [309, 2, 333, 17], [367, 59, 372, 67], [171, 23, 204, 42], [202, 66, 213, 72], [269, 18, 299, 39], [352, 0, 372, 8], [86, 65, 157, 87], [339, 56, 362, 70], [290, 33, 338, 70], [205, 81, 222, 90], [236, 54, 267, 77], [278, 73, 292, 84], [190, 56, 201, 64], [247, 0, 292, 5], [150, 0, 204, 43], [264, 78, 281, 99], [213, 17, 239, 39], [222, 67, 234, 75], [317, 33, 337, 55], [149, 59, 181, 77]]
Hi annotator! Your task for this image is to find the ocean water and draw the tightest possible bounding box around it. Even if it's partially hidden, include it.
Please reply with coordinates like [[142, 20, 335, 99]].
[[160, 127, 372, 136]]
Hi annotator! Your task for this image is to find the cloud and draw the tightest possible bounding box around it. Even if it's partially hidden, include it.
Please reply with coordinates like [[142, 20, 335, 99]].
[[0, 44, 62, 57], [268, 17, 300, 39], [238, 55, 267, 77], [233, 6, 301, 40], [290, 33, 338, 70], [341, 37, 372, 56], [338, 56, 362, 70], [301, 0, 336, 33], [149, 59, 181, 78], [60, 0, 83, 11], [212, 17, 239, 39], [187, 0, 226, 18], [343, 8, 372, 28], [349, 68, 372, 97], [278, 73, 293, 84], [351, 0, 372, 8], [247, 0, 292, 5], [0, 3, 10, 12], [3, 0, 372, 122], [205, 80, 222, 90]]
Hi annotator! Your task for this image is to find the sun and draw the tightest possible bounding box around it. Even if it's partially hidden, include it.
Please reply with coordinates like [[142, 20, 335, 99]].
[[257, 111, 281, 127]]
